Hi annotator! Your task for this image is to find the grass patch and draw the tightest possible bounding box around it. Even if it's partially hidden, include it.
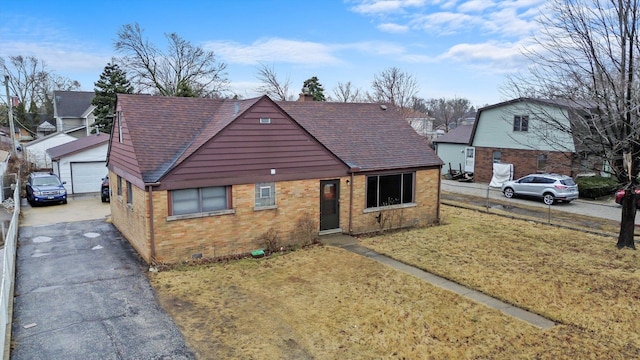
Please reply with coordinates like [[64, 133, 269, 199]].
[[149, 206, 640, 358]]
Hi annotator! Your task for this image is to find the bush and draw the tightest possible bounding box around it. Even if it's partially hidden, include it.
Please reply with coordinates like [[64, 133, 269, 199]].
[[576, 176, 620, 199]]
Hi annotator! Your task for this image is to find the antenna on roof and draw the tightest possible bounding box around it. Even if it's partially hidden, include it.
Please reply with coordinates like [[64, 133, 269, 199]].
[[380, 104, 387, 110]]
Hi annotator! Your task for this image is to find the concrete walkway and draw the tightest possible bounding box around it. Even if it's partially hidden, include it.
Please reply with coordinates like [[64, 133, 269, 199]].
[[320, 234, 556, 330]]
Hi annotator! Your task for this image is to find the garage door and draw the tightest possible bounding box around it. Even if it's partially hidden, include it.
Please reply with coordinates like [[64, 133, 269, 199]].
[[71, 162, 107, 194]]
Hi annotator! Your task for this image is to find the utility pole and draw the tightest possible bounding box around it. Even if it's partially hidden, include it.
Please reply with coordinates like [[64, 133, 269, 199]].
[[4, 75, 17, 157]]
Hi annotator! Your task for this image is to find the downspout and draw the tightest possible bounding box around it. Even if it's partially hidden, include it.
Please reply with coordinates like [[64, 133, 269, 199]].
[[437, 168, 442, 223], [349, 172, 354, 234], [348, 167, 360, 234], [146, 182, 161, 262]]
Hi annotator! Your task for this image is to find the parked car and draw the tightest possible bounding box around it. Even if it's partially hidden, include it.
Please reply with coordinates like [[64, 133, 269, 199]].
[[614, 188, 640, 207], [101, 175, 110, 203], [501, 173, 579, 205], [25, 172, 67, 206]]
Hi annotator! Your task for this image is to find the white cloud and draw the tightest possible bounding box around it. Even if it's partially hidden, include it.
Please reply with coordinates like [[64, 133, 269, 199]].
[[205, 38, 342, 66], [458, 0, 496, 13], [410, 12, 484, 35], [378, 22, 409, 33], [438, 40, 528, 73], [342, 41, 408, 56], [349, 0, 427, 15], [0, 41, 110, 73]]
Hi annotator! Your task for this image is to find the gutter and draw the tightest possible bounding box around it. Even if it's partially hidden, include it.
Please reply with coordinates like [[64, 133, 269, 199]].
[[145, 182, 161, 262], [348, 167, 360, 234]]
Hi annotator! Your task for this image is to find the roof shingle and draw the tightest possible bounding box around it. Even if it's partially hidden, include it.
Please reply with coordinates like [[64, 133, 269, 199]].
[[115, 95, 442, 182], [47, 133, 109, 159]]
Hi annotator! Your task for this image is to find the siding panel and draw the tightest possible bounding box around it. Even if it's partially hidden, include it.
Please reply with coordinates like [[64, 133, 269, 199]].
[[163, 101, 348, 188]]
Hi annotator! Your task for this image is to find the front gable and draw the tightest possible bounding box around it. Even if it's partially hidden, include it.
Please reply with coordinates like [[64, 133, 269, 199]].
[[107, 109, 144, 187], [472, 101, 576, 152], [160, 98, 348, 189]]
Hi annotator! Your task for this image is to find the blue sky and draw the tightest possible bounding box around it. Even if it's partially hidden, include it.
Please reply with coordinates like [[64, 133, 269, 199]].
[[0, 0, 546, 107]]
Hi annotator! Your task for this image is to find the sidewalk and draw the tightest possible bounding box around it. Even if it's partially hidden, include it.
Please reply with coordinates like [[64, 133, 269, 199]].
[[319, 234, 556, 330]]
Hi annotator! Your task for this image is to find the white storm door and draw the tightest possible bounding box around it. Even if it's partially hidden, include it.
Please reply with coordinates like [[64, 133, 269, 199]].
[[464, 147, 475, 173]]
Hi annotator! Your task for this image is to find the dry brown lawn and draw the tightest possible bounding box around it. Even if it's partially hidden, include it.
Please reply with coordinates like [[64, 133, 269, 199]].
[[149, 206, 640, 359]]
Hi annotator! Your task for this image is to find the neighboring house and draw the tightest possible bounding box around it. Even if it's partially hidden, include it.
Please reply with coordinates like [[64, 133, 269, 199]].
[[433, 125, 474, 175], [405, 109, 434, 137], [23, 132, 76, 169], [47, 133, 109, 194], [467, 98, 590, 183], [107, 94, 443, 264], [52, 90, 96, 138], [0, 150, 11, 200], [457, 110, 476, 126]]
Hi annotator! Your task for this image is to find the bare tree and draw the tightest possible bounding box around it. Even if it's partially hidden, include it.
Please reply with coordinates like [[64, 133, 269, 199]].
[[506, 0, 640, 249], [255, 63, 292, 100], [1, 55, 79, 109], [330, 81, 363, 102], [424, 97, 473, 131], [114, 23, 229, 97], [368, 67, 419, 109]]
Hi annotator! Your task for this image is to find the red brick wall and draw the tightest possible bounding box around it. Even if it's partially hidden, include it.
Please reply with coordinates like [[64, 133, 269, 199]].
[[473, 147, 575, 183]]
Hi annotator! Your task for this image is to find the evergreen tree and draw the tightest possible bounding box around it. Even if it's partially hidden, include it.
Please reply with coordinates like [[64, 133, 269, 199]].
[[92, 63, 133, 133], [302, 76, 326, 101]]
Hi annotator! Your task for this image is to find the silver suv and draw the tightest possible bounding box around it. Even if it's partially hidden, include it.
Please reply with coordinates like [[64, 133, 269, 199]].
[[501, 173, 578, 205]]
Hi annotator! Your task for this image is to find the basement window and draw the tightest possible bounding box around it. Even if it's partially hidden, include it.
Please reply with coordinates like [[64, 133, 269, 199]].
[[255, 182, 276, 209], [259, 117, 271, 124]]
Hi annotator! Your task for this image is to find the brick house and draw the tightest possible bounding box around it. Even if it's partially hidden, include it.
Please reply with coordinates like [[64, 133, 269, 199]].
[[467, 98, 595, 183], [107, 94, 443, 264]]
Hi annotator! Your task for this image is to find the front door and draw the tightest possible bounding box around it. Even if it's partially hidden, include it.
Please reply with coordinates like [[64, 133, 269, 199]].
[[464, 147, 475, 173], [320, 180, 340, 231]]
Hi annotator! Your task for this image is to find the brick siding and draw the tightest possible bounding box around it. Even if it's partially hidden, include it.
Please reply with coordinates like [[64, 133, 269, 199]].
[[110, 168, 441, 264], [473, 147, 575, 183]]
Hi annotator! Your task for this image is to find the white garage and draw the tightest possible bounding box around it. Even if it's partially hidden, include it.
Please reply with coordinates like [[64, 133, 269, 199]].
[[71, 161, 107, 193], [46, 133, 110, 194]]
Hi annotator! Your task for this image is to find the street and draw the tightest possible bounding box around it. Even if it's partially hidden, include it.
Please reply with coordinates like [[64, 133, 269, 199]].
[[440, 180, 635, 225]]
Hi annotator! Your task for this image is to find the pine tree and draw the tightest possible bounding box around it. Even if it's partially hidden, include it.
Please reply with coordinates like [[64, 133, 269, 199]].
[[92, 63, 133, 133], [302, 76, 326, 101]]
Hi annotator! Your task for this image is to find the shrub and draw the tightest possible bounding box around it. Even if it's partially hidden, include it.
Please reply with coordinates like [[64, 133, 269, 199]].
[[260, 228, 280, 253], [575, 176, 620, 199]]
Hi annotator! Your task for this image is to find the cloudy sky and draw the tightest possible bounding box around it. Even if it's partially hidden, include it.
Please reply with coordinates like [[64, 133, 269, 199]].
[[0, 0, 546, 107]]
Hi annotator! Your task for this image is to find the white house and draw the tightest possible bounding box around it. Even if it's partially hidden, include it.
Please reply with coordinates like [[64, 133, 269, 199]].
[[47, 133, 109, 194], [23, 132, 76, 169], [433, 125, 474, 175]]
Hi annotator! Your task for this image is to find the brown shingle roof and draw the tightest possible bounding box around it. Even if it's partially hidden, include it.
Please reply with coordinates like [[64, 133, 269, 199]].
[[116, 95, 242, 182], [116, 95, 442, 182], [47, 133, 110, 159], [432, 125, 473, 144], [277, 101, 442, 171]]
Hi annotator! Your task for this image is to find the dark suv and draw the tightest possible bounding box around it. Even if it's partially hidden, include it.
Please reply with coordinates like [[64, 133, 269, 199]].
[[101, 175, 110, 202], [26, 172, 67, 206]]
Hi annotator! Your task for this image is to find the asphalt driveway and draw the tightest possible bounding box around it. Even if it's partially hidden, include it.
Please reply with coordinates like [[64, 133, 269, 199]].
[[11, 194, 194, 359]]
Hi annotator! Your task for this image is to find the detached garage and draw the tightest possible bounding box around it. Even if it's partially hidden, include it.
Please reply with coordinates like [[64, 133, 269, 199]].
[[47, 133, 109, 195]]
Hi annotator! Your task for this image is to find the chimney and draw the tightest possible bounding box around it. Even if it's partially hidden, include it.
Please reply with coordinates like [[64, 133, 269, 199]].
[[297, 86, 314, 102]]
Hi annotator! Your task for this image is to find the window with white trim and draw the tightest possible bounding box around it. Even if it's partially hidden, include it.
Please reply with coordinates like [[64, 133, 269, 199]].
[[366, 173, 414, 208], [493, 150, 501, 163], [171, 186, 229, 215], [537, 154, 547, 171], [255, 182, 276, 208], [513, 115, 529, 132]]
